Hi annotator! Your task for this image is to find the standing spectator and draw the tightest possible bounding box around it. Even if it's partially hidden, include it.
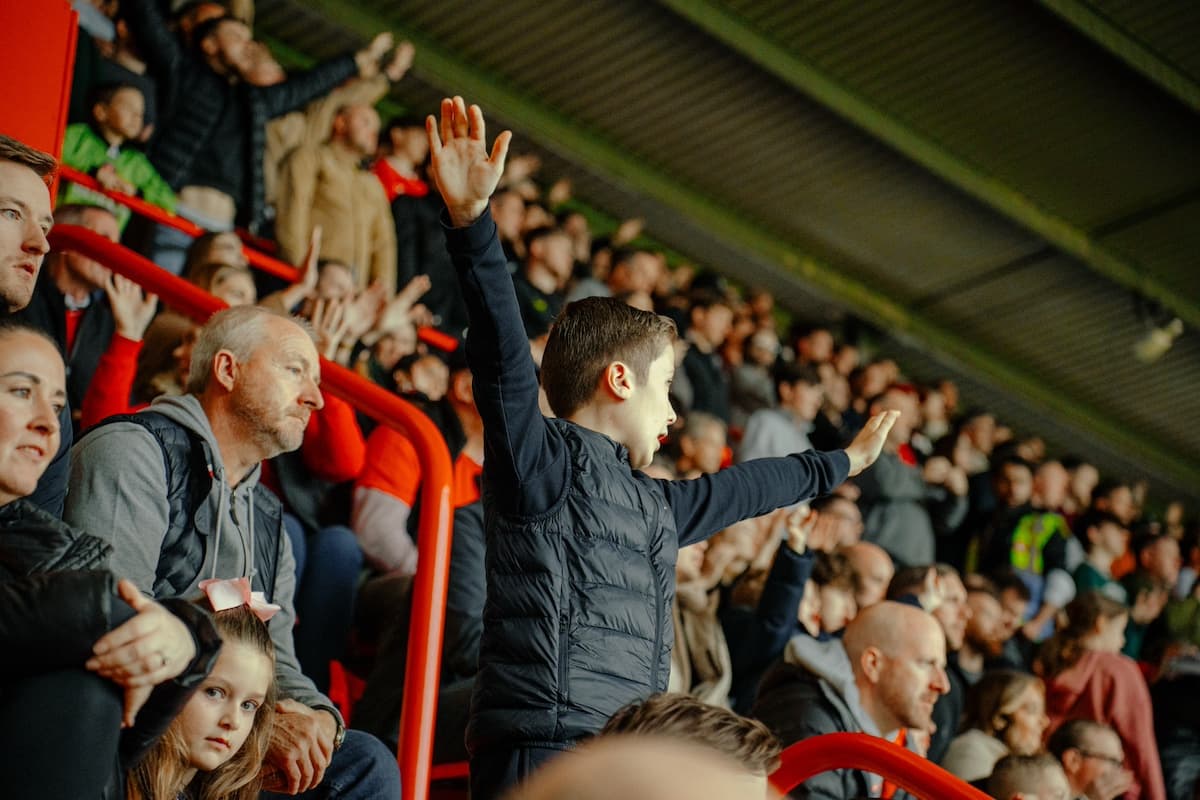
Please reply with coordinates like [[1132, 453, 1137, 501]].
[[1120, 533, 1178, 658], [857, 386, 968, 567], [1038, 592, 1166, 800], [737, 362, 822, 462], [941, 670, 1049, 782], [681, 288, 734, 423], [61, 83, 176, 233], [14, 204, 120, 435], [276, 104, 398, 292], [729, 327, 779, 428], [675, 411, 727, 477], [753, 601, 949, 799], [1047, 720, 1134, 800], [121, 0, 393, 269], [791, 323, 834, 367], [1073, 510, 1131, 602], [1062, 458, 1101, 519], [64, 306, 400, 798], [510, 226, 573, 338]]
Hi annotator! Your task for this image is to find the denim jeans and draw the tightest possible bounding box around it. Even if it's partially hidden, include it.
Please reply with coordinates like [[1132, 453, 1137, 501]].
[[284, 514, 364, 693], [261, 730, 400, 800]]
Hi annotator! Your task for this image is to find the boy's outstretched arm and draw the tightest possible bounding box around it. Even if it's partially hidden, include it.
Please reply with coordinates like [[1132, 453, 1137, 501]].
[[428, 98, 566, 515], [663, 410, 899, 545]]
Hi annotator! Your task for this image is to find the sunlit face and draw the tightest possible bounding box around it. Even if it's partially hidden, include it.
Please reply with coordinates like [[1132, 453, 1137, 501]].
[[682, 421, 726, 475], [315, 262, 355, 302], [798, 579, 821, 636], [95, 87, 145, 141], [0, 161, 53, 312], [818, 585, 857, 633], [845, 545, 892, 608], [1093, 613, 1128, 654], [229, 317, 323, 458], [176, 642, 271, 773], [1001, 682, 1049, 755], [0, 332, 65, 505], [621, 344, 677, 470]]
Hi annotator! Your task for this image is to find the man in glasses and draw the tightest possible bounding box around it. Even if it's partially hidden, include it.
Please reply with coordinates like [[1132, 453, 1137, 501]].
[[1047, 720, 1134, 800]]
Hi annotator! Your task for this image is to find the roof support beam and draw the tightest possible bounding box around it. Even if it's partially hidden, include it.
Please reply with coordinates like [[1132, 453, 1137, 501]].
[[291, 0, 1200, 489], [1035, 0, 1200, 112], [655, 0, 1200, 332]]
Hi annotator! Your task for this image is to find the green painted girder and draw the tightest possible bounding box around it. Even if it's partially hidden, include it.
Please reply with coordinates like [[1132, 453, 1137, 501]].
[[654, 0, 1200, 333], [288, 0, 1200, 489], [1036, 0, 1200, 112]]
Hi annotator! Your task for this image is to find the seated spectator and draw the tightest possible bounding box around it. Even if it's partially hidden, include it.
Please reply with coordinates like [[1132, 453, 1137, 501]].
[[1038, 592, 1166, 800], [681, 288, 734, 423], [753, 601, 949, 799], [856, 385, 968, 567], [737, 362, 822, 462], [676, 410, 728, 477], [842, 541, 894, 609], [15, 203, 120, 434], [959, 579, 1010, 679], [1120, 532, 1179, 657], [60, 82, 176, 232], [511, 226, 573, 338], [0, 320, 220, 798], [1046, 720, 1134, 800], [276, 103, 398, 292], [600, 693, 782, 791], [887, 563, 971, 763], [810, 550, 859, 634], [126, 604, 276, 800], [942, 670, 1049, 782], [670, 540, 732, 705], [1073, 510, 1131, 603], [986, 753, 1072, 800], [65, 306, 400, 797]]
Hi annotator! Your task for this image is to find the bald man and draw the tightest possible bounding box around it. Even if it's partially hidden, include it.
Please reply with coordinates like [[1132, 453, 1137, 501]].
[[504, 735, 775, 800], [841, 542, 894, 609], [752, 602, 949, 799]]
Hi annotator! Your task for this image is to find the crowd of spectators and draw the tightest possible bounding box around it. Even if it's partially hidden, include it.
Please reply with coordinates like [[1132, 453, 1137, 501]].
[[1, 0, 1198, 798]]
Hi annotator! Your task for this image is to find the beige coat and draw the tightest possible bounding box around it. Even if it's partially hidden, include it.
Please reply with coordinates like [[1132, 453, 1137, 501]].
[[275, 141, 398, 292], [668, 582, 733, 707]]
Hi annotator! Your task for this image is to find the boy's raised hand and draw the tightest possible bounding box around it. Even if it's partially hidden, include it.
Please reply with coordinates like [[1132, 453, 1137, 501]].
[[844, 410, 900, 476], [427, 97, 512, 227]]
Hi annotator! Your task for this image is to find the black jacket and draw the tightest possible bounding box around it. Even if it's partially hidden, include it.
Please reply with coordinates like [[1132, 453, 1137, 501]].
[[445, 210, 850, 756], [122, 0, 359, 231]]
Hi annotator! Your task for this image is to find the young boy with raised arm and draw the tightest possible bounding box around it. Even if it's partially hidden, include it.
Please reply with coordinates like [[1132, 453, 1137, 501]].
[[426, 97, 899, 799]]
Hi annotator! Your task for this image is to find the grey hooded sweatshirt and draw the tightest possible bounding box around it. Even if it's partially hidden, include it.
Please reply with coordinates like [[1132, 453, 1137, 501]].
[[752, 634, 920, 799], [64, 394, 336, 718]]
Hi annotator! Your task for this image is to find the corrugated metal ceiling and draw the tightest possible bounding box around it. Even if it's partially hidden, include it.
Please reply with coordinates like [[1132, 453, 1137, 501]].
[[254, 0, 1199, 501]]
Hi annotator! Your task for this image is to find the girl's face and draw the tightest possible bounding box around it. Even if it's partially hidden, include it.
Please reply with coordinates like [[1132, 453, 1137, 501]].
[[1001, 682, 1049, 756], [177, 642, 272, 773], [817, 585, 857, 633], [0, 332, 65, 505], [1094, 613, 1129, 654], [798, 580, 821, 637], [211, 269, 257, 307]]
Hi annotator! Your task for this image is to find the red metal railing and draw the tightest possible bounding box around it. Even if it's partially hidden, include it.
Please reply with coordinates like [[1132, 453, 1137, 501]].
[[769, 733, 991, 799], [48, 224, 455, 800]]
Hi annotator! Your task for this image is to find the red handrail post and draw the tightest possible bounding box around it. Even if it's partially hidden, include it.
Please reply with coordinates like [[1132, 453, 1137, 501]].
[[47, 225, 456, 800], [770, 733, 992, 799]]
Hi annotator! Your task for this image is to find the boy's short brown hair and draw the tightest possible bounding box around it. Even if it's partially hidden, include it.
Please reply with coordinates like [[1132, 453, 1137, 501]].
[[0, 134, 57, 187], [541, 296, 677, 419], [600, 693, 782, 775]]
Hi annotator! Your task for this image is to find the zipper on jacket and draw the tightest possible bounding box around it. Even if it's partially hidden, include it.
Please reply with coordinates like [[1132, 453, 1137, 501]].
[[648, 498, 666, 690]]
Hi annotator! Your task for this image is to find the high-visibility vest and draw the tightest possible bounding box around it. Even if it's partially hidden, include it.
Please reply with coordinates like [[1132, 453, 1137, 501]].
[[1009, 512, 1071, 575]]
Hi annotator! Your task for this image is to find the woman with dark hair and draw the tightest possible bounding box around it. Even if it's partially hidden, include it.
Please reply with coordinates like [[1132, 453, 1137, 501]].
[[941, 670, 1049, 782], [1038, 591, 1166, 800]]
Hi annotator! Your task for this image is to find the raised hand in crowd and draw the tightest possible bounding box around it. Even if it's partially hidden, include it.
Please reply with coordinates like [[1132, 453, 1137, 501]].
[[342, 281, 390, 344], [1129, 585, 1170, 625], [85, 579, 198, 727], [923, 454, 968, 496], [917, 565, 947, 613], [262, 698, 337, 794], [427, 96, 512, 226], [844, 409, 901, 476], [105, 273, 159, 341], [375, 273, 432, 334], [384, 39, 415, 82], [354, 31, 395, 79], [310, 297, 351, 361], [266, 225, 323, 313], [95, 162, 136, 196]]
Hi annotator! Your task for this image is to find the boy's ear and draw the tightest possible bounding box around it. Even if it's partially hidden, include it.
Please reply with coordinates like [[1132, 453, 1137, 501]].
[[603, 360, 635, 401]]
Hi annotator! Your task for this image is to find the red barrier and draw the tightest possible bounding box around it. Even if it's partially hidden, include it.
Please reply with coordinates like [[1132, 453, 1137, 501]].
[[769, 733, 991, 799], [57, 165, 302, 283], [48, 224, 455, 800]]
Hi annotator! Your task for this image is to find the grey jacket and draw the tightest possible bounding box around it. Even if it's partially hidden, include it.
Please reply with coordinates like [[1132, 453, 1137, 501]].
[[64, 394, 335, 718], [854, 451, 967, 567]]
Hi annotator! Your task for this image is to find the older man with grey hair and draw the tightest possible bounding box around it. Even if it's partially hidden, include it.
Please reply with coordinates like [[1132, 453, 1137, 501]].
[[65, 305, 400, 798]]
